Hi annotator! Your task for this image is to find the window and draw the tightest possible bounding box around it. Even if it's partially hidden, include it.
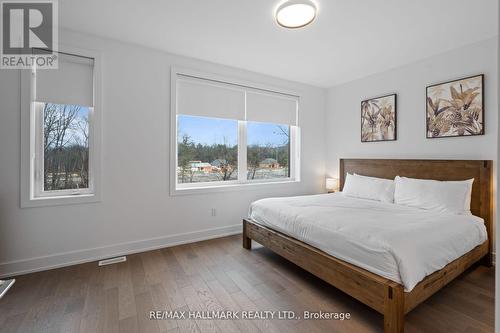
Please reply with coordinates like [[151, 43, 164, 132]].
[[172, 69, 299, 193], [21, 48, 101, 206]]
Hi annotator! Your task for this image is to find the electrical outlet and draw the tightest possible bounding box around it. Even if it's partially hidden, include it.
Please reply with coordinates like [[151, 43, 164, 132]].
[[211, 208, 216, 217]]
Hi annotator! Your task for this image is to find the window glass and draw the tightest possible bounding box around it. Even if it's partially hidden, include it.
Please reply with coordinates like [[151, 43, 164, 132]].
[[247, 121, 290, 180], [177, 115, 238, 183], [42, 103, 90, 191]]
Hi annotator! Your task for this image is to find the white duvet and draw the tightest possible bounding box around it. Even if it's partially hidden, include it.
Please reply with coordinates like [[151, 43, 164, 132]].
[[248, 193, 487, 291]]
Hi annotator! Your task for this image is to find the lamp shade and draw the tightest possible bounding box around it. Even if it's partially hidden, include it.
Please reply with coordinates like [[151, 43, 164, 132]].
[[325, 178, 339, 191]]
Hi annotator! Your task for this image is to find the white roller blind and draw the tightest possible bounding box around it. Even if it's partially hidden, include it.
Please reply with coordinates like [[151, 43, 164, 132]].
[[246, 91, 298, 126], [36, 52, 94, 107], [177, 76, 245, 120]]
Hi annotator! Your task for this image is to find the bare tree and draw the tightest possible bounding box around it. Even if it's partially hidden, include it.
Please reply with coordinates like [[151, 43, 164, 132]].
[[247, 142, 276, 180], [43, 104, 85, 190], [215, 136, 236, 181], [274, 125, 289, 142], [74, 114, 89, 187]]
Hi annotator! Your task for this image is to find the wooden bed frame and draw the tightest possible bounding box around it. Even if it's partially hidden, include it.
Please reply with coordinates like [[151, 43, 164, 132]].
[[242, 159, 492, 333]]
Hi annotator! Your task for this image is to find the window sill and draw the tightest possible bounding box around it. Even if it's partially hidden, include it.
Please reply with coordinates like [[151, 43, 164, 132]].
[[171, 179, 300, 196], [21, 193, 100, 208]]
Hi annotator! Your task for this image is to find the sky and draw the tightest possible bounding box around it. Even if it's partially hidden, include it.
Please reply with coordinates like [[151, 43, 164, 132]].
[[177, 115, 289, 147]]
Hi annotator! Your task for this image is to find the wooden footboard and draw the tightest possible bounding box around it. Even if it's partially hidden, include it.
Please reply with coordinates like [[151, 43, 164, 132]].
[[242, 219, 488, 333]]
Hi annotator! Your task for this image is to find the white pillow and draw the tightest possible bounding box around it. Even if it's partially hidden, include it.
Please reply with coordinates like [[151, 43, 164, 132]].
[[342, 173, 395, 203], [394, 176, 473, 215]]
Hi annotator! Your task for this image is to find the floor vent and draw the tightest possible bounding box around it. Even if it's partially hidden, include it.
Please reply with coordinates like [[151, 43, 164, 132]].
[[98, 256, 127, 266]]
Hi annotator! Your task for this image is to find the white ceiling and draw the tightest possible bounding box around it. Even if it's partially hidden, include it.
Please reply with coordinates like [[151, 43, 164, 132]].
[[59, 0, 498, 88]]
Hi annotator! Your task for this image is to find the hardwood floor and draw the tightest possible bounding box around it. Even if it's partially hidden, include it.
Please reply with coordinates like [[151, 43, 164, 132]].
[[0, 235, 495, 333]]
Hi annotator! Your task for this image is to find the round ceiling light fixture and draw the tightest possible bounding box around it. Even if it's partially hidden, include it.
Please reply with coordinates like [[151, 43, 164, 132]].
[[275, 0, 317, 29]]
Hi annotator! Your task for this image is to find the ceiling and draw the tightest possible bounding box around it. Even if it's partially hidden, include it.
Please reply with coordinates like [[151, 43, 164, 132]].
[[59, 0, 498, 88]]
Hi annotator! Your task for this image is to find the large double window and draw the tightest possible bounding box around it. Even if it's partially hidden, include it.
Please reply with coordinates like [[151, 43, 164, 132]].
[[173, 70, 299, 192], [22, 49, 101, 206]]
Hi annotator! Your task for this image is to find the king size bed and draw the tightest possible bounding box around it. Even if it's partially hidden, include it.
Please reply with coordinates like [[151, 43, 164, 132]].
[[242, 159, 492, 333]]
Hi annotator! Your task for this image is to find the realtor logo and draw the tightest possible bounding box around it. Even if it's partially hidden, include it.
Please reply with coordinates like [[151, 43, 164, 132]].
[[1, 0, 58, 69]]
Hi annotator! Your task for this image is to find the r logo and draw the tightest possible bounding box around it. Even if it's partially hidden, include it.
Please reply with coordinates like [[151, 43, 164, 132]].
[[2, 1, 53, 54]]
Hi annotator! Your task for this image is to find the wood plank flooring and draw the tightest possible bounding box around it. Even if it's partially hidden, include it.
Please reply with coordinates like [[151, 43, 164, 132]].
[[0, 235, 495, 333]]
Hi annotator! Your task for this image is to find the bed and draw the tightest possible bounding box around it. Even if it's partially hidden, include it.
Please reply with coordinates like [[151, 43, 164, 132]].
[[242, 159, 492, 333]]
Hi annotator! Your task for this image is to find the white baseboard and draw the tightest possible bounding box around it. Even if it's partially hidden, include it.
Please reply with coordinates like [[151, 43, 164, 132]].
[[0, 224, 241, 278]]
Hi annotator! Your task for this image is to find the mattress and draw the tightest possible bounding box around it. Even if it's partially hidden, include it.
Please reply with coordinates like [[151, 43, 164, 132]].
[[248, 193, 487, 291]]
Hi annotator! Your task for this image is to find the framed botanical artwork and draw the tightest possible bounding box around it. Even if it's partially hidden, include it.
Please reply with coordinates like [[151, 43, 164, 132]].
[[361, 94, 397, 142], [426, 74, 484, 138]]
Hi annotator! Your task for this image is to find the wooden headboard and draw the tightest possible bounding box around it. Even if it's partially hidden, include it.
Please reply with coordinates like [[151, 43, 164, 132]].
[[339, 159, 493, 258]]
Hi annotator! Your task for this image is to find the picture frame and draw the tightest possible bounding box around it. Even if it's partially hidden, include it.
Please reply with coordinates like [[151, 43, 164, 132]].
[[426, 74, 484, 138], [361, 93, 397, 142]]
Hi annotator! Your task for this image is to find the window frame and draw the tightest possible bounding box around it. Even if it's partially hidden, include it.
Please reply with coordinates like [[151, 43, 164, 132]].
[[170, 67, 301, 196], [21, 45, 102, 207]]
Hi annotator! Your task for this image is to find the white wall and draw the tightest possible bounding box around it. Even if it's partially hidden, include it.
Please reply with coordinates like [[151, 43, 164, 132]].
[[326, 38, 497, 173], [325, 37, 498, 248], [0, 30, 327, 277]]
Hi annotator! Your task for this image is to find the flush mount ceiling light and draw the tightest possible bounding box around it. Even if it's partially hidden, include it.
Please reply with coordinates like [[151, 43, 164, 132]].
[[275, 0, 317, 29]]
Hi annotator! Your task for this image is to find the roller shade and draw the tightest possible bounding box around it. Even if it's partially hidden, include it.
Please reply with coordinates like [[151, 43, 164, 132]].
[[36, 52, 94, 107], [176, 76, 245, 120], [246, 91, 298, 126]]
